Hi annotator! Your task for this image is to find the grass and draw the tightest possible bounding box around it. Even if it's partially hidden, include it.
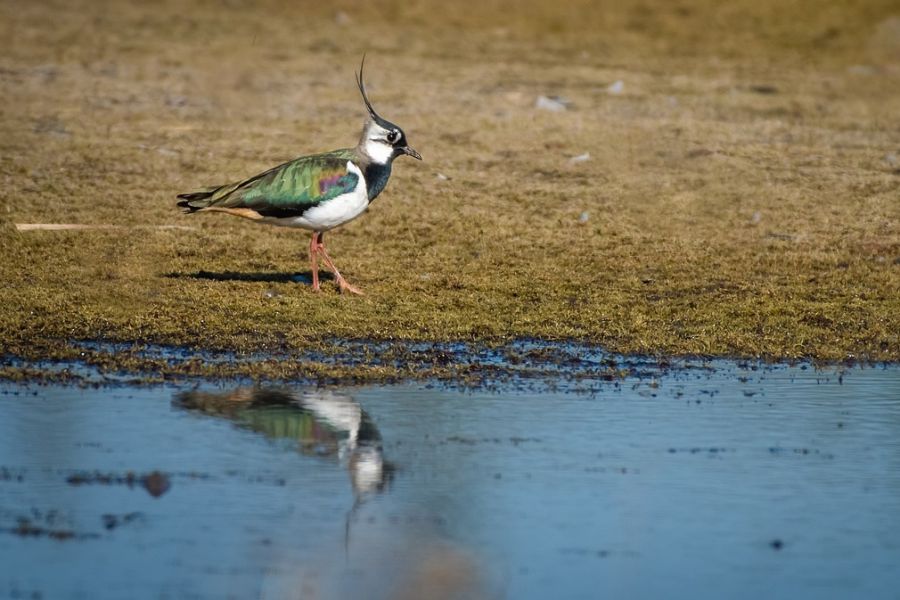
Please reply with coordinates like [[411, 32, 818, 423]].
[[1, 0, 898, 380]]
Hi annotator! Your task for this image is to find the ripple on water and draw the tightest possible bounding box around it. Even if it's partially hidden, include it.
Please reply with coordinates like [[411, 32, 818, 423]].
[[0, 357, 898, 600]]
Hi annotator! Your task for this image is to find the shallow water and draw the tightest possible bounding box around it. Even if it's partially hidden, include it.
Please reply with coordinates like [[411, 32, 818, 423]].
[[1, 361, 899, 599]]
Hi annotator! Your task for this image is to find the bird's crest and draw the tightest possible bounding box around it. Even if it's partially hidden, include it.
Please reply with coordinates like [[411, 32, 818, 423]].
[[355, 54, 391, 130]]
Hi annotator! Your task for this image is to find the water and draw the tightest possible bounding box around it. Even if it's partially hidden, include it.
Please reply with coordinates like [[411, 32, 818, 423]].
[[1, 361, 898, 599]]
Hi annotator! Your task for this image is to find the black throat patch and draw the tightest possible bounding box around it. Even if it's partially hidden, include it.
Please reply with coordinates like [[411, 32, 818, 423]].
[[364, 161, 393, 202]]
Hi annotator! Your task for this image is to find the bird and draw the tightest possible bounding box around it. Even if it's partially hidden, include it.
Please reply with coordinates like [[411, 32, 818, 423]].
[[176, 56, 421, 295], [173, 387, 392, 497]]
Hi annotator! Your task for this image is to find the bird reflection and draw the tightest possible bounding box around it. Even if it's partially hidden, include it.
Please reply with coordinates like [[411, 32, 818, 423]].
[[173, 387, 489, 598], [172, 387, 393, 499]]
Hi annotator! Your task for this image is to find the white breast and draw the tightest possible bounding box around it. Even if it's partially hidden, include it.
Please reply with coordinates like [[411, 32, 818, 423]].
[[264, 161, 368, 232]]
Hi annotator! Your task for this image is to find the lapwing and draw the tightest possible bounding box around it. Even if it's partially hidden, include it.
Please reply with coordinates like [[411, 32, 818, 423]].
[[173, 388, 392, 497], [176, 57, 421, 295]]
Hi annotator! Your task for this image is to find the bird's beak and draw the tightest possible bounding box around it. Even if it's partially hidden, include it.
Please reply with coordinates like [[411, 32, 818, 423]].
[[401, 146, 422, 160]]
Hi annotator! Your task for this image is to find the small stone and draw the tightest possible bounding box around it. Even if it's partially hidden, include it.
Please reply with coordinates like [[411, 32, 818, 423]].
[[435, 173, 449, 181], [568, 152, 590, 164], [751, 211, 762, 225], [535, 95, 571, 112], [847, 65, 875, 76], [686, 148, 714, 158], [165, 95, 187, 108], [578, 211, 590, 224], [141, 471, 171, 498], [606, 80, 624, 95]]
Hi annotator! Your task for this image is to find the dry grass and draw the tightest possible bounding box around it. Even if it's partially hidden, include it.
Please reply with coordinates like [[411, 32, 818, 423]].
[[1, 0, 898, 372]]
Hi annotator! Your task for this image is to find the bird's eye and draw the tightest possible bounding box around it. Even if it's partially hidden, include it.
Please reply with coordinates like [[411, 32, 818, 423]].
[[386, 130, 399, 144]]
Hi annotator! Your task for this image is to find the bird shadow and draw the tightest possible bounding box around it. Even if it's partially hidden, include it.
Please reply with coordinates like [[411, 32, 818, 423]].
[[165, 270, 333, 285]]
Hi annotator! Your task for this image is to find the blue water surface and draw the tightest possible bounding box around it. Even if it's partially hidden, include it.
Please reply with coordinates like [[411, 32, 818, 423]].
[[0, 360, 898, 599]]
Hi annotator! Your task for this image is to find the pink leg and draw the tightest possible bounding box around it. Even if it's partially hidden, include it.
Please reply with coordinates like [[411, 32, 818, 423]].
[[309, 232, 321, 292], [317, 234, 363, 295]]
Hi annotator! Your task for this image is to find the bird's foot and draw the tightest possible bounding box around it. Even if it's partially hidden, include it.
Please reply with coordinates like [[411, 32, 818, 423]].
[[337, 277, 364, 296]]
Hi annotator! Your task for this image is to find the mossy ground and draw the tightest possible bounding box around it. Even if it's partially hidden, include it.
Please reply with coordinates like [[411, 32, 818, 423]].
[[1, 0, 898, 379]]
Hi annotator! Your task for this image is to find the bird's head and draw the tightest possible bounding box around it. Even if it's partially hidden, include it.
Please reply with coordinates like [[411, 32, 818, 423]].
[[356, 56, 421, 165]]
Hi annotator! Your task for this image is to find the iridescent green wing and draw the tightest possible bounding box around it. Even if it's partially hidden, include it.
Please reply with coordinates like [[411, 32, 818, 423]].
[[208, 149, 358, 218]]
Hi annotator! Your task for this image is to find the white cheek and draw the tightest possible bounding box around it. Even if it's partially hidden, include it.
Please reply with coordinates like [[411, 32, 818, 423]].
[[364, 139, 393, 164]]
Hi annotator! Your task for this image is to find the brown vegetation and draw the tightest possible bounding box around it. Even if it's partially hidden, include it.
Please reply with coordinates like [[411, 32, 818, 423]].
[[1, 0, 898, 377]]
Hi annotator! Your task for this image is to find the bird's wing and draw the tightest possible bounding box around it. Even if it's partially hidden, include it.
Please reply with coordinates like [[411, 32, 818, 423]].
[[202, 150, 360, 218]]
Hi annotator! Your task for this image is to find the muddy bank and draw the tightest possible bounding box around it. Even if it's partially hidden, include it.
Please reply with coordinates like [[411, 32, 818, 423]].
[[0, 337, 871, 388]]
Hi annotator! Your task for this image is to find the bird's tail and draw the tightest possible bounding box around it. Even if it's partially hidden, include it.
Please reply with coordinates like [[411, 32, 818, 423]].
[[176, 186, 225, 213]]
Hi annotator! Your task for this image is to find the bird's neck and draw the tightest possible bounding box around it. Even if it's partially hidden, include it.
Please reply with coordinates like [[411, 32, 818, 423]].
[[362, 160, 393, 202], [353, 142, 394, 202]]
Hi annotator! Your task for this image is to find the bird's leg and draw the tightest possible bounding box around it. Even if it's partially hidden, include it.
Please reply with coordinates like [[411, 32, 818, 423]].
[[317, 233, 364, 296], [309, 232, 322, 292]]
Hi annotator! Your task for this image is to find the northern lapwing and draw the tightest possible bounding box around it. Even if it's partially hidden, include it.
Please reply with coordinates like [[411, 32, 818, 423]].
[[176, 57, 421, 295], [174, 387, 393, 497]]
